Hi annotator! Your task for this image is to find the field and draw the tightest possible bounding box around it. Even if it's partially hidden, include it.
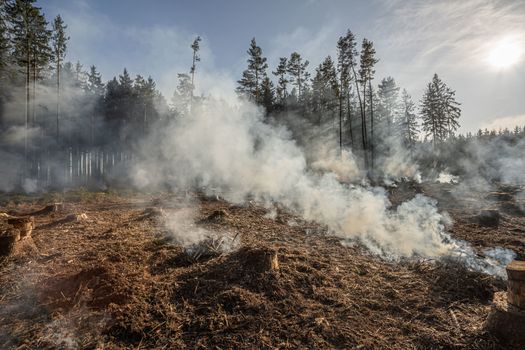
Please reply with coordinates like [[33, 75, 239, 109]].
[[0, 183, 524, 349]]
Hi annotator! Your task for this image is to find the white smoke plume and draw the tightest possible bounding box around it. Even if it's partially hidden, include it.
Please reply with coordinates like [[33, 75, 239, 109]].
[[163, 207, 210, 247], [436, 172, 459, 184], [130, 97, 516, 278]]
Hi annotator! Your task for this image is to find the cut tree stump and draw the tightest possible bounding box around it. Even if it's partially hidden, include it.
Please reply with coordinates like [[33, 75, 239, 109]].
[[507, 260, 525, 309], [484, 291, 525, 347], [0, 229, 20, 256], [7, 216, 34, 238], [477, 209, 500, 227], [237, 247, 280, 273]]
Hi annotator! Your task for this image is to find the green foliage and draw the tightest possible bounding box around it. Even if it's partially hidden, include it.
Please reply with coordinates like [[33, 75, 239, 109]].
[[420, 73, 461, 146], [236, 38, 269, 105]]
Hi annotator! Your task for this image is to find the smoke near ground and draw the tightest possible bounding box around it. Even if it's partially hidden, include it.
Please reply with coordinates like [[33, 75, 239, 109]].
[[131, 98, 515, 277]]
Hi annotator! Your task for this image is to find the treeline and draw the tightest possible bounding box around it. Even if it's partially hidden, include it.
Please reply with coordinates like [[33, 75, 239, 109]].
[[231, 35, 462, 173], [1, 0, 522, 190], [0, 1, 175, 149], [0, 0, 182, 188]]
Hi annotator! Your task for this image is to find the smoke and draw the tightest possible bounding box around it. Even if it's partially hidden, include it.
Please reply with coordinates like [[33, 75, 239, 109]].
[[131, 98, 514, 274], [310, 148, 363, 183], [164, 207, 210, 247], [436, 172, 459, 184], [163, 205, 240, 257], [377, 139, 422, 184]]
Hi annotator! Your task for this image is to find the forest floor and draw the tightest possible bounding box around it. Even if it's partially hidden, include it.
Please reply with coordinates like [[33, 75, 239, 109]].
[[0, 183, 524, 349]]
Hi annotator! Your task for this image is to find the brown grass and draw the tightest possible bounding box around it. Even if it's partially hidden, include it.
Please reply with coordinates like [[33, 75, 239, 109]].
[[0, 187, 523, 349]]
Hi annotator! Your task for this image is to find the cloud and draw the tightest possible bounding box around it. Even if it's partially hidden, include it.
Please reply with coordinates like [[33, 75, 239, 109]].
[[370, 0, 525, 132], [481, 113, 525, 131], [374, 0, 525, 71]]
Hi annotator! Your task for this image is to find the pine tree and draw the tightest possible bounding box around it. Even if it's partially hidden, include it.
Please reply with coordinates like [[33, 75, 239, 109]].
[[377, 76, 400, 138], [86, 65, 104, 145], [236, 38, 268, 104], [0, 1, 9, 74], [6, 0, 48, 162], [337, 30, 358, 150], [190, 36, 201, 85], [400, 89, 418, 148], [287, 51, 309, 102], [74, 60, 86, 88], [189, 35, 201, 109], [272, 57, 288, 108], [260, 76, 275, 113], [51, 14, 68, 142], [86, 65, 104, 95], [171, 73, 193, 117], [0, 2, 10, 127], [358, 39, 378, 170], [143, 76, 157, 128], [420, 74, 461, 149], [29, 7, 51, 129]]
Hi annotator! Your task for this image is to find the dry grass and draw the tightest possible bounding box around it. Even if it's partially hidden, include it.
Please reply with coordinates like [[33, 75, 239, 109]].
[[0, 187, 523, 349]]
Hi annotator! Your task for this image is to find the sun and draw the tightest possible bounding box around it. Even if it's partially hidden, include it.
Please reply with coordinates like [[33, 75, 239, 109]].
[[487, 37, 523, 69]]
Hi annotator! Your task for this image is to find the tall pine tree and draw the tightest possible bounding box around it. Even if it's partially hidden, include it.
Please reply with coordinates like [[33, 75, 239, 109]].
[[420, 74, 461, 149], [236, 38, 268, 104], [51, 14, 68, 142]]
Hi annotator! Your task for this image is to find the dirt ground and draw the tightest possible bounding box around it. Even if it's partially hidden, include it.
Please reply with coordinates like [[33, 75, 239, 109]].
[[0, 183, 524, 349]]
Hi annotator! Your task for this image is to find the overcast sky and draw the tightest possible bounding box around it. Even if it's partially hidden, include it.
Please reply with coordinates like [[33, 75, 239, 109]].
[[40, 0, 525, 133]]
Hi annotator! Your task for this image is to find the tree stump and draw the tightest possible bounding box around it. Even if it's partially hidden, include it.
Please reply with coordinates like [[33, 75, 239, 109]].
[[507, 260, 525, 309], [238, 247, 279, 273], [484, 261, 525, 347], [484, 291, 525, 347], [477, 209, 500, 227], [0, 229, 20, 256], [7, 216, 34, 238]]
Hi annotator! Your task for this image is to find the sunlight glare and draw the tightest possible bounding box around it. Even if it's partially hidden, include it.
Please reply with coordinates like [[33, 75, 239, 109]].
[[487, 37, 523, 69]]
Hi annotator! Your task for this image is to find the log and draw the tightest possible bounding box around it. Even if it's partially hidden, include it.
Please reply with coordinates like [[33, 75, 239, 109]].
[[63, 213, 88, 223], [30, 203, 64, 216], [507, 260, 525, 309]]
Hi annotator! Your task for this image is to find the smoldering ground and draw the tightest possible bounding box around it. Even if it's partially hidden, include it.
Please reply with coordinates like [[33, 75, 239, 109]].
[[131, 97, 515, 277]]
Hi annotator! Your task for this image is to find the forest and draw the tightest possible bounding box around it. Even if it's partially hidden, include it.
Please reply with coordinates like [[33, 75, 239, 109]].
[[1, 0, 524, 192]]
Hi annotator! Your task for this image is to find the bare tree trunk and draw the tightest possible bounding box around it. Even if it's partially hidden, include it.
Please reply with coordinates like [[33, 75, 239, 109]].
[[361, 81, 369, 170], [24, 43, 31, 179], [347, 94, 354, 148], [339, 91, 343, 156], [32, 60, 36, 126], [369, 81, 374, 174], [56, 54, 60, 143], [351, 66, 367, 168]]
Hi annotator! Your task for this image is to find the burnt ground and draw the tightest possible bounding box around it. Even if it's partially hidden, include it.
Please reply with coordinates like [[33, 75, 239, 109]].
[[0, 184, 524, 349]]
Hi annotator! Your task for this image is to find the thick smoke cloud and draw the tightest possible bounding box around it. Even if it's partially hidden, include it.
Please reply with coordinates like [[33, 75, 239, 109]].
[[131, 98, 514, 273]]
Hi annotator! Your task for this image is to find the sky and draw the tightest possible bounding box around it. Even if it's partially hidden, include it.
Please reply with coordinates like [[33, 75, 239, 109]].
[[39, 0, 525, 133]]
